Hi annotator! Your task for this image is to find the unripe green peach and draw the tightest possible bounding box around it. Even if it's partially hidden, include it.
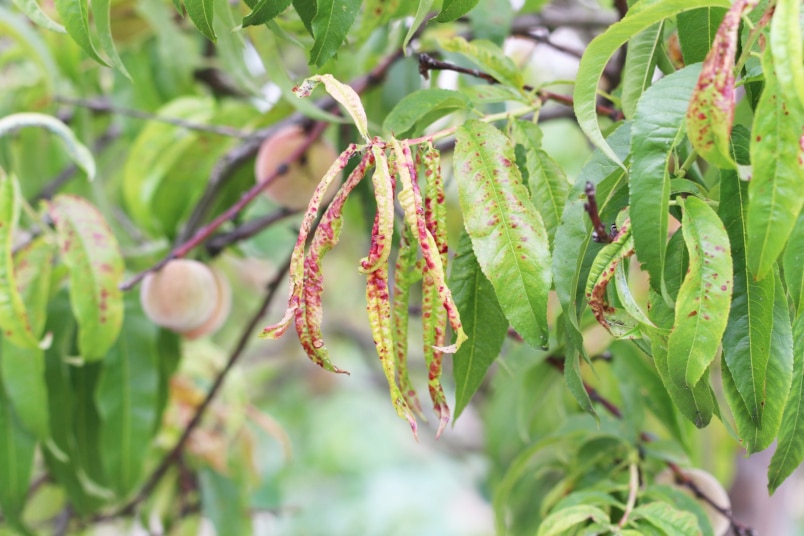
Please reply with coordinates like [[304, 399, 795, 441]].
[[183, 267, 231, 339], [655, 467, 731, 536], [254, 125, 339, 210], [140, 259, 220, 333]]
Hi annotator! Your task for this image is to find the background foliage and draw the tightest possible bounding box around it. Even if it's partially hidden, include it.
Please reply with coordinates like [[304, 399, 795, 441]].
[[1, 0, 804, 534]]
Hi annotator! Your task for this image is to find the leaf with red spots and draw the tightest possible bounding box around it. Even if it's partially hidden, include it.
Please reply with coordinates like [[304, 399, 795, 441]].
[[261, 144, 358, 341], [573, 0, 730, 168], [0, 172, 40, 350], [686, 0, 759, 169], [296, 151, 373, 374], [392, 137, 466, 352], [48, 195, 124, 361], [719, 172, 775, 429], [746, 48, 804, 280], [454, 120, 551, 349], [667, 196, 732, 390]]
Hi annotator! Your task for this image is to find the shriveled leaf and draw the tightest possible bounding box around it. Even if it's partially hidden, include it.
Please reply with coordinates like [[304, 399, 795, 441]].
[[621, 22, 664, 119], [454, 120, 551, 348], [437, 0, 480, 22], [307, 0, 360, 67], [293, 74, 369, 141], [667, 196, 732, 389], [53, 0, 109, 65], [383, 89, 471, 138], [719, 172, 774, 426], [768, 314, 804, 493], [631, 64, 701, 293], [439, 36, 524, 90], [49, 195, 125, 361], [95, 298, 160, 497], [242, 0, 291, 27], [746, 48, 804, 280], [722, 270, 793, 453], [676, 7, 726, 65], [450, 231, 507, 420], [0, 113, 95, 180], [512, 120, 569, 248], [91, 0, 130, 77], [574, 0, 730, 167], [686, 0, 758, 169], [12, 0, 65, 32], [783, 211, 804, 316], [537, 505, 610, 536], [0, 173, 39, 350], [631, 501, 700, 535], [185, 0, 216, 41]]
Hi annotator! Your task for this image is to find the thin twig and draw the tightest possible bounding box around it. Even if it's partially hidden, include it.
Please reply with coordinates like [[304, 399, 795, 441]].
[[583, 181, 614, 244], [114, 255, 292, 517], [205, 207, 298, 256], [54, 96, 252, 139]]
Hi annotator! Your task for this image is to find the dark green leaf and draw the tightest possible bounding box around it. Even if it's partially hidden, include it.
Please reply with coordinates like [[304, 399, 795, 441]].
[[53, 0, 109, 65], [783, 210, 804, 316], [722, 269, 793, 453], [574, 0, 730, 166], [746, 48, 804, 280], [185, 0, 216, 41], [403, 0, 434, 50], [437, 0, 480, 22], [49, 195, 125, 361], [454, 120, 551, 348], [308, 0, 360, 67], [676, 7, 726, 65], [512, 120, 569, 248], [621, 22, 664, 119], [242, 0, 291, 27], [768, 314, 804, 493], [631, 63, 701, 294], [719, 172, 774, 426], [667, 196, 732, 389], [95, 298, 160, 497], [450, 232, 507, 420], [91, 0, 130, 77], [383, 89, 471, 138], [292, 0, 316, 36]]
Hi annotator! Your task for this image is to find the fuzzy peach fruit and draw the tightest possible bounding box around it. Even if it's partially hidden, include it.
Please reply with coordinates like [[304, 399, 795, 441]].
[[254, 125, 339, 210], [183, 267, 232, 339], [140, 259, 220, 333]]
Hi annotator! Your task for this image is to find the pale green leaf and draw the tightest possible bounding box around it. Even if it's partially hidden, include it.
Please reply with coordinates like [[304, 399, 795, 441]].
[[630, 64, 701, 293], [356, 0, 401, 39], [621, 22, 664, 119], [91, 0, 130, 77], [677, 7, 726, 65], [454, 120, 551, 348], [746, 48, 804, 280], [537, 505, 610, 536], [12, 0, 65, 33], [783, 211, 804, 317], [450, 232, 507, 420], [631, 501, 700, 535], [403, 0, 434, 51], [437, 0, 479, 22], [53, 0, 109, 65], [439, 36, 524, 89], [200, 468, 252, 536], [768, 314, 804, 493], [667, 196, 732, 389], [308, 0, 360, 67], [0, 113, 95, 180], [770, 0, 804, 107], [383, 89, 471, 138], [0, 6, 60, 96], [49, 195, 125, 361], [96, 298, 160, 497], [185, 0, 216, 41], [574, 0, 730, 167]]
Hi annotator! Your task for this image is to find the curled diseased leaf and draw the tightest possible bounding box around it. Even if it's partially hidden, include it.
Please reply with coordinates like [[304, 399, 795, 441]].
[[391, 137, 467, 353], [261, 144, 359, 340], [421, 142, 450, 436], [293, 74, 369, 142], [359, 145, 395, 274], [392, 224, 425, 418], [296, 151, 374, 374], [585, 217, 640, 338], [686, 0, 759, 169]]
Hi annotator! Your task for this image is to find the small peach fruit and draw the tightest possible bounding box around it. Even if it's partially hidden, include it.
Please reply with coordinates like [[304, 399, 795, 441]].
[[140, 259, 220, 333]]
